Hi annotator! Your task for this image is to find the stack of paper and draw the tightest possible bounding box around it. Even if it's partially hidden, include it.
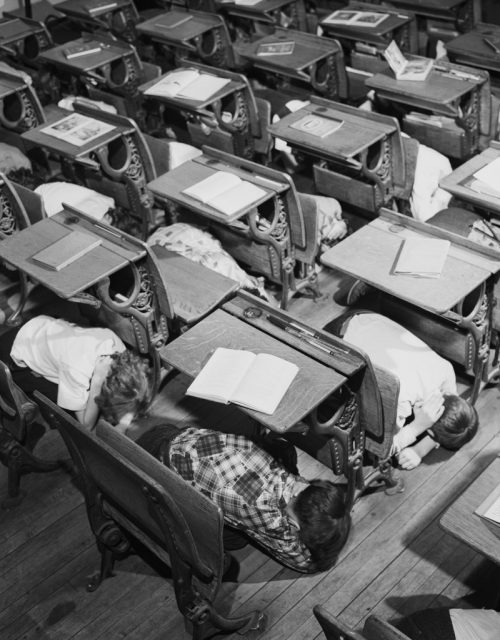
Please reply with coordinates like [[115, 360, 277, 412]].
[[393, 237, 450, 278], [450, 609, 500, 640]]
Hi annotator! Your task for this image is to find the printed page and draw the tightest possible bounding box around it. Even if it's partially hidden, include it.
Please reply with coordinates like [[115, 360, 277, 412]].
[[383, 40, 408, 77], [178, 74, 231, 101], [207, 180, 266, 216], [183, 171, 242, 204], [143, 69, 200, 98], [41, 114, 115, 147], [231, 353, 299, 415], [186, 348, 256, 404], [475, 483, 500, 524]]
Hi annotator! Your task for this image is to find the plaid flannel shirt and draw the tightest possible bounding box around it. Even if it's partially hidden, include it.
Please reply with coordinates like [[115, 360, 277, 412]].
[[168, 427, 313, 572]]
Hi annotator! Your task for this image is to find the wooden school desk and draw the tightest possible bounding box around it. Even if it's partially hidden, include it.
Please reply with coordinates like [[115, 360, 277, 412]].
[[440, 455, 500, 566], [38, 35, 143, 98], [235, 28, 348, 100], [447, 23, 500, 92], [136, 10, 235, 69], [217, 0, 308, 31], [366, 61, 492, 160], [439, 141, 500, 217], [267, 95, 406, 214], [55, 0, 140, 42], [321, 209, 500, 402], [160, 291, 358, 434]]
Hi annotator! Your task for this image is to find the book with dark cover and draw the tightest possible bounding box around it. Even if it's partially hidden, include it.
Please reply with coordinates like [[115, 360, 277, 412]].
[[32, 231, 102, 271]]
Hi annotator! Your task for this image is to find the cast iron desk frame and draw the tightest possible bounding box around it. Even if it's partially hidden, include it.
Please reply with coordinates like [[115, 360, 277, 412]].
[[366, 60, 492, 160], [235, 27, 348, 101], [136, 10, 235, 70], [0, 67, 45, 134], [21, 103, 156, 237], [0, 209, 171, 392], [267, 95, 407, 213], [0, 15, 53, 65], [147, 145, 308, 309], [138, 61, 267, 160], [55, 0, 140, 43], [321, 208, 500, 404], [440, 455, 500, 567], [38, 35, 144, 99]]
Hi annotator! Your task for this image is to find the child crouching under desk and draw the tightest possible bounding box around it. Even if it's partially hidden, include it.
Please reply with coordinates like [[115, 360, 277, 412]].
[[326, 311, 478, 469]]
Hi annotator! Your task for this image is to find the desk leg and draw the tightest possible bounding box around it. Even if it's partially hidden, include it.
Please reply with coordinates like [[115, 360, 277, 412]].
[[458, 278, 495, 404]]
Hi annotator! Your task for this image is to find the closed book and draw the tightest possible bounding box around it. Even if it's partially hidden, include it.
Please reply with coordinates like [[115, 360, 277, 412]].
[[32, 231, 102, 271], [393, 237, 450, 278]]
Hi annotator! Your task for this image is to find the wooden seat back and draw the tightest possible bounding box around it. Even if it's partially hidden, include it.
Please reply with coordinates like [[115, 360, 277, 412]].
[[34, 392, 262, 639]]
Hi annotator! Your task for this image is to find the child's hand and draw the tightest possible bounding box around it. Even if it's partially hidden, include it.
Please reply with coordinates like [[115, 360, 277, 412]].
[[413, 391, 445, 432], [398, 447, 422, 470]]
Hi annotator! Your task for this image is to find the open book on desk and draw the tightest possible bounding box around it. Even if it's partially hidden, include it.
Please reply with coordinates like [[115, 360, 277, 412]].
[[186, 347, 299, 415], [143, 68, 231, 102], [471, 157, 500, 199], [383, 40, 432, 81], [182, 170, 267, 217]]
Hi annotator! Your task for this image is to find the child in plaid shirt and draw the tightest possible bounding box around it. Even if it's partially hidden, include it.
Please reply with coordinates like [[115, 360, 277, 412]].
[[136, 425, 351, 573]]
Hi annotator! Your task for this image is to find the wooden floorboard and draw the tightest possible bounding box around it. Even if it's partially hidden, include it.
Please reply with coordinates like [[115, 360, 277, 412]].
[[1, 275, 500, 639]]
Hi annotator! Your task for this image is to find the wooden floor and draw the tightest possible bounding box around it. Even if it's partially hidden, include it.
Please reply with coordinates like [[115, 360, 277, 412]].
[[1, 270, 500, 640]]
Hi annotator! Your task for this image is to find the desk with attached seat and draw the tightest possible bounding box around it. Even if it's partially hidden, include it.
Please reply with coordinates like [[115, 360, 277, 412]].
[[268, 95, 408, 215], [321, 208, 500, 403], [136, 9, 235, 70], [54, 0, 140, 43], [147, 145, 319, 309], [235, 28, 348, 101], [366, 60, 496, 160], [138, 61, 272, 162]]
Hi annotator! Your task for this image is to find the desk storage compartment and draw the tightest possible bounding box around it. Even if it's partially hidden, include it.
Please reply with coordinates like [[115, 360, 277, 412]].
[[403, 115, 468, 159], [314, 164, 378, 214], [380, 295, 476, 375]]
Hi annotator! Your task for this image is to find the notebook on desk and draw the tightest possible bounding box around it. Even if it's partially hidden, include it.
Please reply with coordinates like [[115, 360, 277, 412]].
[[31, 230, 102, 271]]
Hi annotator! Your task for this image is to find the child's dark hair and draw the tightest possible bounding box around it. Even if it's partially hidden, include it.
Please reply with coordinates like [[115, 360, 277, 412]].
[[431, 394, 478, 451], [95, 350, 152, 426], [294, 480, 351, 572]]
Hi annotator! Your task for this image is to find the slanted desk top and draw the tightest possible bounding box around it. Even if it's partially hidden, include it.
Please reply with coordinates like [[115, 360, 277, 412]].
[[439, 143, 500, 215], [268, 98, 397, 162], [0, 210, 145, 299], [0, 18, 42, 45], [366, 64, 484, 116], [385, 0, 470, 16], [440, 455, 500, 566], [160, 307, 347, 433], [321, 209, 500, 315], [148, 152, 288, 224], [320, 9, 412, 41], [447, 24, 500, 76], [21, 106, 132, 159], [56, 0, 133, 17], [39, 37, 136, 73], [139, 67, 245, 112], [0, 69, 28, 99], [236, 28, 341, 80], [136, 11, 223, 49]]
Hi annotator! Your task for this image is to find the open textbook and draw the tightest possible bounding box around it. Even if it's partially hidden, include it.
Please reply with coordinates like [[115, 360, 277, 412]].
[[182, 170, 267, 217], [186, 347, 299, 415], [393, 237, 450, 278], [143, 68, 231, 101], [383, 40, 433, 81], [41, 113, 115, 147]]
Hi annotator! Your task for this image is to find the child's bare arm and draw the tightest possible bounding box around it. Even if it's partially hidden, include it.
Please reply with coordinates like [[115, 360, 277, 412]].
[[398, 435, 438, 470]]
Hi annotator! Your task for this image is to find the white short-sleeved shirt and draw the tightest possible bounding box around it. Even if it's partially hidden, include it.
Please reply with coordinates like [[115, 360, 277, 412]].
[[343, 313, 457, 428], [11, 315, 125, 411]]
